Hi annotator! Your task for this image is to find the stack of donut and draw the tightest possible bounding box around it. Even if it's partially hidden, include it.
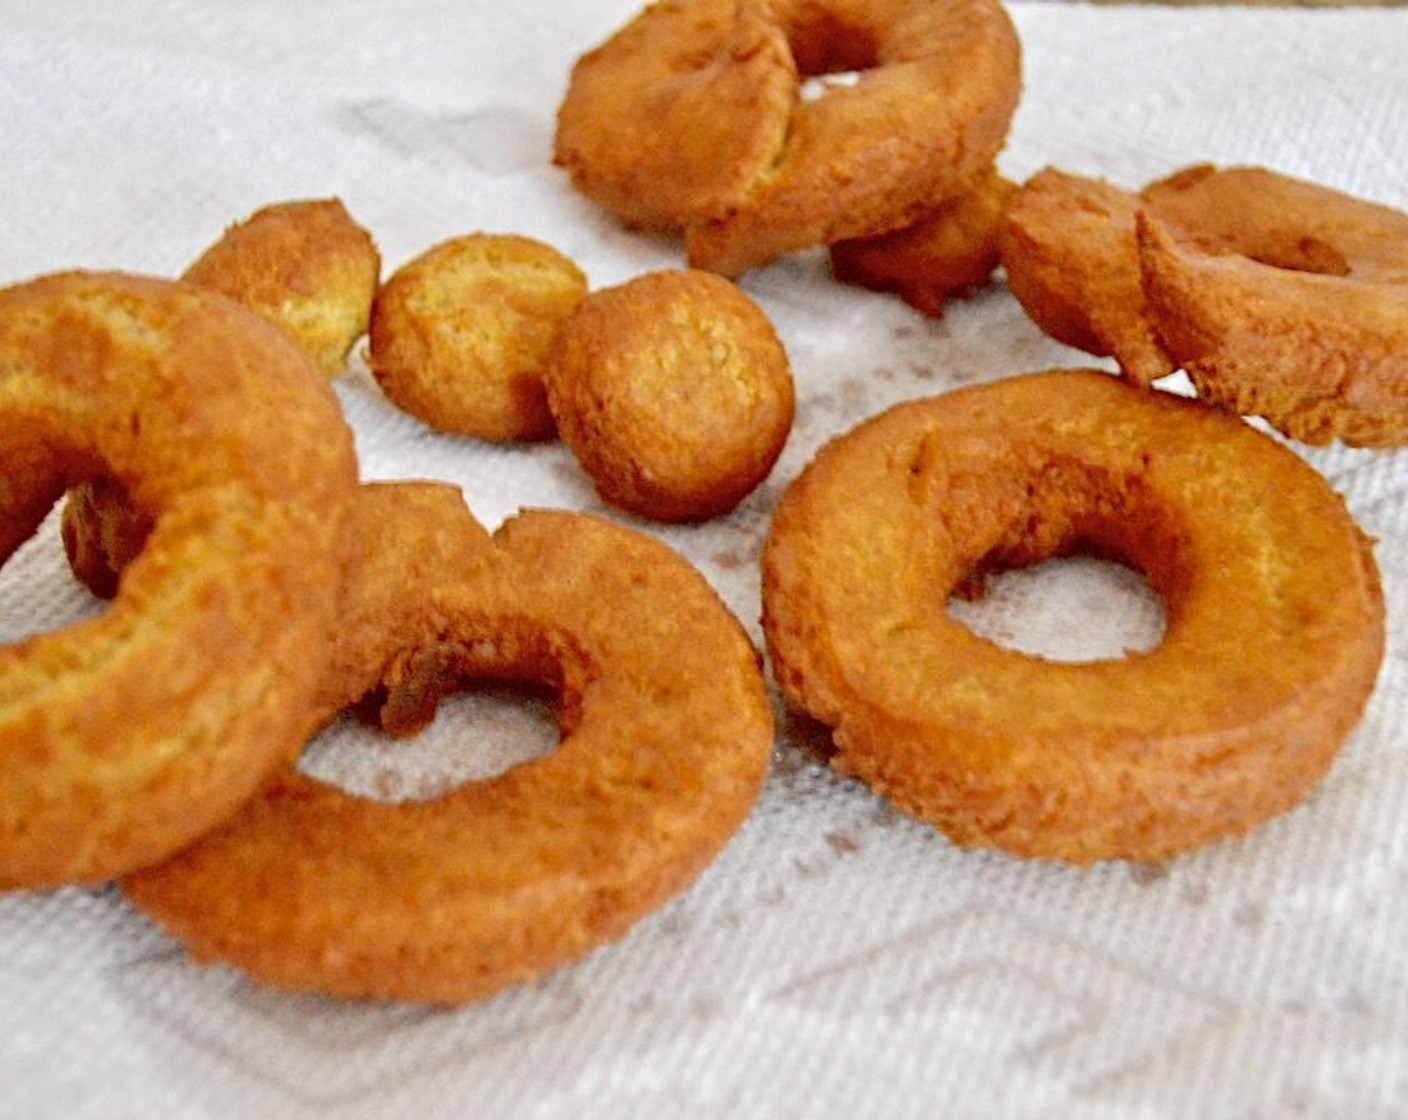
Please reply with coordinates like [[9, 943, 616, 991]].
[[0, 201, 776, 1003], [554, 0, 1024, 280]]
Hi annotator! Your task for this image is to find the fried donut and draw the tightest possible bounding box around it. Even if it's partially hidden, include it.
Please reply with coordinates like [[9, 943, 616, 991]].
[[999, 167, 1176, 386], [761, 369, 1383, 864], [829, 167, 1015, 317], [122, 482, 774, 1003], [182, 198, 381, 376], [555, 0, 1022, 278], [0, 271, 358, 888], [1137, 166, 1408, 446], [368, 233, 587, 442], [545, 269, 794, 522]]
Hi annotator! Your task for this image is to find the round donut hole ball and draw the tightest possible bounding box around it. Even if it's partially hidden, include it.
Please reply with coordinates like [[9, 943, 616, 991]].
[[368, 233, 588, 442], [545, 269, 795, 523]]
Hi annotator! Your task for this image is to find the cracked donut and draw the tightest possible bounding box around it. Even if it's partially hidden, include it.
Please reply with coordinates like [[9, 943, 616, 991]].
[[555, 0, 1022, 277], [545, 269, 795, 522], [182, 198, 381, 376], [1137, 165, 1408, 447], [761, 369, 1383, 864], [829, 166, 1015, 317], [0, 271, 358, 889], [122, 482, 774, 1003], [368, 233, 587, 442]]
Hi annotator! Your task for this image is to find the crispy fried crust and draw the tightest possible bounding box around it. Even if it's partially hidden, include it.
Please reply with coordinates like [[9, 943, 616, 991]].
[[0, 271, 358, 888], [122, 483, 774, 1004], [546, 269, 795, 522], [368, 233, 587, 442], [182, 198, 380, 376], [761, 369, 1384, 863]]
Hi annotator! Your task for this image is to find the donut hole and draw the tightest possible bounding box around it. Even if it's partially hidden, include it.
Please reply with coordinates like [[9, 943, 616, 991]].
[[1183, 229, 1351, 278], [786, 10, 881, 76], [948, 554, 1166, 663], [786, 8, 880, 101], [935, 452, 1188, 664], [299, 679, 562, 804], [0, 441, 123, 642], [0, 503, 107, 644], [1242, 235, 1350, 278]]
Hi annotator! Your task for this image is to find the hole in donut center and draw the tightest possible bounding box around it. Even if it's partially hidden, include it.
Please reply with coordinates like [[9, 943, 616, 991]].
[[298, 681, 561, 804], [1196, 232, 1351, 277], [948, 554, 1166, 663], [789, 13, 880, 101], [1246, 235, 1350, 277], [0, 504, 106, 645]]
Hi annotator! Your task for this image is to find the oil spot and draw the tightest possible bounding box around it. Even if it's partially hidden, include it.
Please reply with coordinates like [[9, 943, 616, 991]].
[[1233, 901, 1264, 931], [1129, 861, 1171, 886], [825, 830, 860, 856], [712, 549, 749, 572], [1179, 880, 1210, 907]]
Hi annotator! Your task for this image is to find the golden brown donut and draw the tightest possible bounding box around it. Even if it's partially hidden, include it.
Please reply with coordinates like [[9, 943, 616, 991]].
[[545, 268, 795, 522], [555, 0, 1022, 278], [368, 233, 587, 442], [182, 198, 381, 376], [1137, 166, 1408, 447], [761, 369, 1383, 864], [998, 167, 1176, 386], [0, 271, 358, 889], [829, 167, 1015, 317], [122, 481, 774, 1004]]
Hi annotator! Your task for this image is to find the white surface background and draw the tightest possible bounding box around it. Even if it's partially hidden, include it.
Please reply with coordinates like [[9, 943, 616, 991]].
[[2, 2, 1408, 1116]]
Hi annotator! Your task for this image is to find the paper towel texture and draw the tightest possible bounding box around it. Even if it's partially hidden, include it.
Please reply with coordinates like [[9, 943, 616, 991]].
[[2, 2, 1407, 1116]]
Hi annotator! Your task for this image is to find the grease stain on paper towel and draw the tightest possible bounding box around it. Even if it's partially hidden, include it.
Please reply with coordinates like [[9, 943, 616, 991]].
[[334, 98, 546, 176]]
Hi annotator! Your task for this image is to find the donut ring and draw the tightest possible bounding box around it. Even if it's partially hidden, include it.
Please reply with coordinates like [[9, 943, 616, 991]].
[[368, 233, 587, 442], [829, 166, 1015, 317], [182, 198, 381, 377], [123, 482, 773, 1003], [761, 369, 1383, 863], [545, 268, 795, 522], [555, 0, 1022, 278], [1137, 165, 1408, 447], [0, 271, 358, 888]]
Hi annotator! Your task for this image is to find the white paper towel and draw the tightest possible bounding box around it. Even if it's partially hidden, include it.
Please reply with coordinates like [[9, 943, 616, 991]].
[[2, 2, 1408, 1116]]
